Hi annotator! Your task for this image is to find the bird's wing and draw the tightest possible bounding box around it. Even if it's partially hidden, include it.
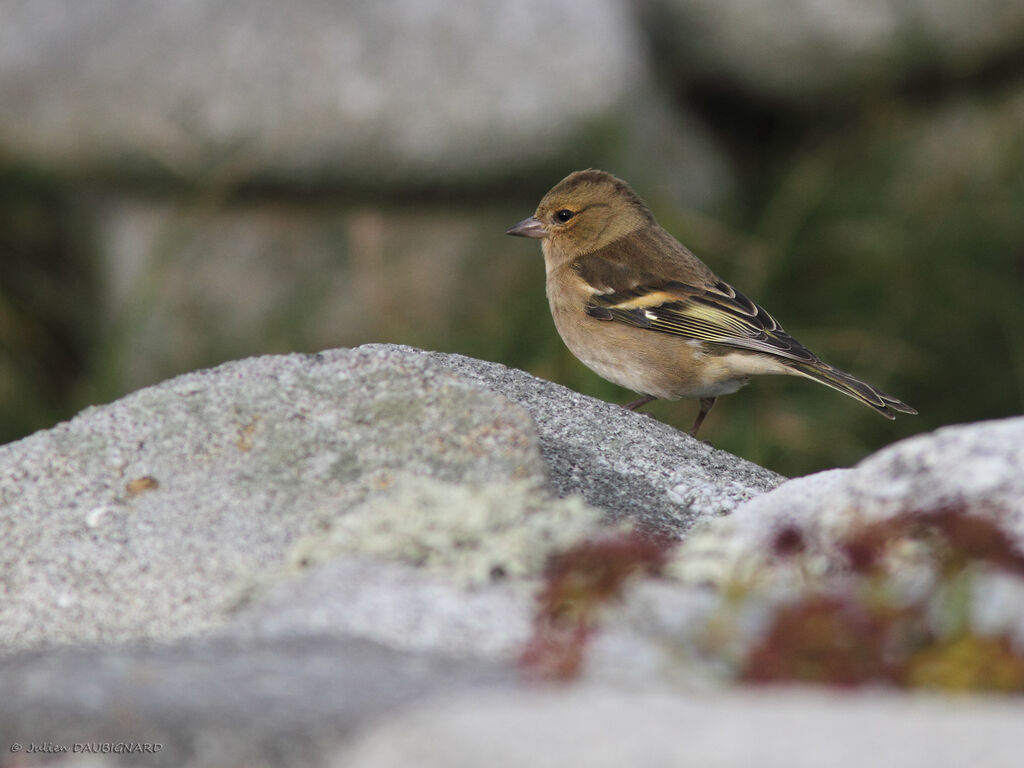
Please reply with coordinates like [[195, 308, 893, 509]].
[[583, 276, 820, 364], [572, 249, 916, 418]]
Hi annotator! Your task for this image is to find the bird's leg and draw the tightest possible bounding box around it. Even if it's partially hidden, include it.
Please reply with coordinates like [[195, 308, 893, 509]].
[[623, 394, 657, 411], [689, 397, 716, 437]]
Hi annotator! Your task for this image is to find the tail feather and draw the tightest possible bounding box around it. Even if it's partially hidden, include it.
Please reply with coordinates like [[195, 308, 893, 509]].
[[786, 360, 917, 419]]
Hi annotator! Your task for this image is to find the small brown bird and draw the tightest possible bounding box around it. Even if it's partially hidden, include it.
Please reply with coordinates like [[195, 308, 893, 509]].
[[506, 169, 916, 437]]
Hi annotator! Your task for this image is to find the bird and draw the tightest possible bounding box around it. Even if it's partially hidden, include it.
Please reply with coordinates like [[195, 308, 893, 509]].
[[506, 169, 916, 437]]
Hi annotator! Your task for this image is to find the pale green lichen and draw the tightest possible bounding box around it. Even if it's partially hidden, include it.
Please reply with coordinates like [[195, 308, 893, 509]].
[[287, 474, 608, 588]]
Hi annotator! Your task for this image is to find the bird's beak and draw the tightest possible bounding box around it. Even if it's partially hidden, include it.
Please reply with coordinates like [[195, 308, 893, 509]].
[[505, 216, 548, 239]]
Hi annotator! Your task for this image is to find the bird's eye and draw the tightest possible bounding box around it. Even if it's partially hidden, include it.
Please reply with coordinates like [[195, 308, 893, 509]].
[[555, 209, 574, 223]]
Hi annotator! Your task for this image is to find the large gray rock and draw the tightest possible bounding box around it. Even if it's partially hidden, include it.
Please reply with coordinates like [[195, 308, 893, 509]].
[[649, 417, 1024, 672], [0, 635, 509, 768], [335, 685, 1024, 768], [0, 344, 782, 765], [0, 0, 729, 196], [641, 0, 1024, 98], [674, 416, 1024, 586], [0, 347, 548, 650], [416, 347, 784, 531], [0, 0, 625, 180], [2, 349, 1023, 767], [504, 417, 1024, 690], [0, 344, 778, 653]]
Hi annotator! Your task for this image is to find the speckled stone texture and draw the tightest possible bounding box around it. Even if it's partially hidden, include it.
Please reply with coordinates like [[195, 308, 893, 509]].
[[414, 346, 784, 532], [4, 347, 1021, 768], [0, 347, 550, 649], [0, 344, 785, 766], [672, 416, 1024, 588], [0, 344, 777, 653]]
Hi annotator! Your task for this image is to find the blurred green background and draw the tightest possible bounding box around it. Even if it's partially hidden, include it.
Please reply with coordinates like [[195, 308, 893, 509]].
[[1, 1, 1022, 477]]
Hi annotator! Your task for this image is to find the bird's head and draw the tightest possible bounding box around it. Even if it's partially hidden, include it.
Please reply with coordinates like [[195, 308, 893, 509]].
[[506, 169, 653, 256]]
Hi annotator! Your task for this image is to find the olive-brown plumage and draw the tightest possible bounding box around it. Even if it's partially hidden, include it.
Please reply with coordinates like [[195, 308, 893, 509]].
[[506, 169, 916, 436]]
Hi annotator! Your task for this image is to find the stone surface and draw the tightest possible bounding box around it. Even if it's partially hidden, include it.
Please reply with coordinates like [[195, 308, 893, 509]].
[[0, 0, 637, 184], [0, 349, 1022, 766], [641, 0, 1024, 99], [0, 347, 549, 650], [0, 343, 785, 764], [662, 417, 1024, 657], [0, 0, 1022, 758], [232, 555, 533, 660], [0, 344, 777, 654], [334, 685, 1024, 768], [227, 477, 597, 660], [0, 634, 509, 768], [281, 477, 603, 588], [674, 417, 1024, 586], [539, 417, 1024, 691], [416, 347, 785, 535]]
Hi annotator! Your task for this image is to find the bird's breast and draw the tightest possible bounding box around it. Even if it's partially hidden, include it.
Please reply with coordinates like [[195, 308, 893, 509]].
[[544, 267, 750, 399]]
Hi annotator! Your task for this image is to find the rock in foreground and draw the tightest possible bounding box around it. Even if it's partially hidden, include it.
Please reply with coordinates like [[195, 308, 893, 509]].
[[2, 345, 1022, 767]]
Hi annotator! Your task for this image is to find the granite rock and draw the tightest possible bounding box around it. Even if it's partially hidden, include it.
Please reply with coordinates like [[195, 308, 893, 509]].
[[0, 0, 704, 189], [1, 349, 1022, 767], [641, 0, 1024, 99], [415, 346, 785, 535], [0, 344, 779, 654], [0, 635, 509, 768], [673, 416, 1024, 586], [0, 347, 549, 650], [335, 685, 1024, 768], [661, 417, 1024, 659]]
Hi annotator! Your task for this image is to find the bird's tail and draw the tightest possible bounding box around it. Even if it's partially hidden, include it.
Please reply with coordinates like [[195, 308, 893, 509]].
[[785, 360, 917, 419]]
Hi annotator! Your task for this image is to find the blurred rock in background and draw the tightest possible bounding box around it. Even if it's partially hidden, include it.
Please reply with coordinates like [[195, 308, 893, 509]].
[[639, 0, 1024, 100], [1, 0, 1022, 475]]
